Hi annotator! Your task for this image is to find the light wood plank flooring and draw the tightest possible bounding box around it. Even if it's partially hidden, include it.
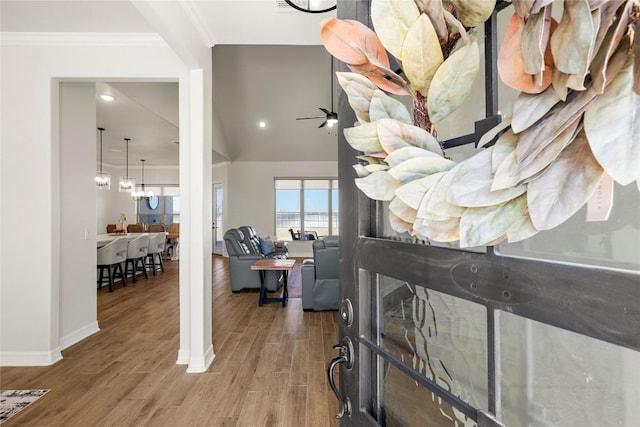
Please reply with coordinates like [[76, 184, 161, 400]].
[[0, 256, 340, 426]]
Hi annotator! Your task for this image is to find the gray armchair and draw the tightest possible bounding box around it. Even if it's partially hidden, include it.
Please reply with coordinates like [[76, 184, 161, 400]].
[[302, 235, 339, 311], [239, 225, 288, 258], [224, 228, 283, 292]]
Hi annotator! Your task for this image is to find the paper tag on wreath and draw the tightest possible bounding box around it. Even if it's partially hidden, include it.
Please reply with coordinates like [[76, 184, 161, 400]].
[[586, 173, 614, 222]]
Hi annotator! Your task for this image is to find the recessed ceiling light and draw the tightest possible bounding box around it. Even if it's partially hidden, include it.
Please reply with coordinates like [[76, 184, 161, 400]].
[[100, 94, 115, 102], [258, 121, 267, 128]]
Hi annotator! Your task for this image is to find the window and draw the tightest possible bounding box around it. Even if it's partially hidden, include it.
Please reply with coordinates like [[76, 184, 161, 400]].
[[275, 178, 339, 241], [137, 186, 180, 229]]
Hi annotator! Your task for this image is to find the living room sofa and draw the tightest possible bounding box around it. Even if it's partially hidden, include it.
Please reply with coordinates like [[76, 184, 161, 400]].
[[224, 228, 283, 292], [301, 235, 339, 311]]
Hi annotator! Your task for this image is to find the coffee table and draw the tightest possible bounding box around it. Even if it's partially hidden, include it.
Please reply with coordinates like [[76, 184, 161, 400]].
[[251, 258, 296, 307]]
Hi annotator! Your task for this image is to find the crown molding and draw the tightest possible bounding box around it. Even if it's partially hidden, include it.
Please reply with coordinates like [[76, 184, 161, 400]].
[[180, 1, 217, 47], [0, 32, 167, 47]]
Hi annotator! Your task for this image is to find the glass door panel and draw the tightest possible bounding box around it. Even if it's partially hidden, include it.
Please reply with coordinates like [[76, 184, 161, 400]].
[[213, 183, 224, 255]]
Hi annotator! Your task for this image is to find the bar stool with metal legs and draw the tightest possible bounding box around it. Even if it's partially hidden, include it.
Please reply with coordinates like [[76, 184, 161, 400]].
[[97, 237, 128, 292], [146, 233, 165, 275], [125, 235, 149, 283]]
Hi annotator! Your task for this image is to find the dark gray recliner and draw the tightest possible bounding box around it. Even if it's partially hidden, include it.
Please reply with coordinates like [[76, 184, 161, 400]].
[[302, 235, 339, 311], [238, 225, 288, 258], [224, 228, 283, 293]]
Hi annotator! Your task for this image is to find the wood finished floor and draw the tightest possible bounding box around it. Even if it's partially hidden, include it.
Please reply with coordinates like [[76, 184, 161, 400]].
[[0, 256, 340, 426]]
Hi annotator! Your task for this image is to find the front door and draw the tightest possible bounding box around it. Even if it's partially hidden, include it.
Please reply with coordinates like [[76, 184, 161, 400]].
[[329, 2, 640, 426]]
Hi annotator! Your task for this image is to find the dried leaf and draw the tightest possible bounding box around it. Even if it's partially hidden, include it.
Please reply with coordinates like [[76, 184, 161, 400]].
[[369, 89, 412, 124], [550, 0, 594, 75], [551, 67, 570, 101], [414, 216, 461, 242], [450, 0, 496, 27], [355, 171, 402, 201], [377, 118, 443, 154], [521, 5, 554, 76], [478, 118, 512, 149], [506, 211, 539, 242], [390, 197, 417, 224], [349, 64, 409, 96], [531, 0, 554, 15], [590, 1, 625, 67], [388, 211, 414, 233], [584, 60, 640, 186], [427, 41, 480, 123], [395, 174, 443, 210], [343, 122, 381, 154], [388, 156, 456, 183], [426, 164, 466, 218], [416, 0, 448, 43], [371, 0, 420, 59], [365, 164, 390, 173], [401, 14, 443, 96], [511, 85, 561, 133], [336, 72, 378, 123], [590, 1, 631, 93], [459, 194, 528, 247], [353, 164, 369, 177], [321, 18, 389, 67], [527, 130, 604, 230], [498, 13, 551, 94], [415, 172, 447, 218], [385, 146, 442, 168], [448, 147, 527, 207], [491, 128, 519, 174], [512, 0, 535, 17]]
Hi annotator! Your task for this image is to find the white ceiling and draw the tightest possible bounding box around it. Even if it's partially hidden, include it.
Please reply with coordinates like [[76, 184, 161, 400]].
[[0, 0, 338, 166]]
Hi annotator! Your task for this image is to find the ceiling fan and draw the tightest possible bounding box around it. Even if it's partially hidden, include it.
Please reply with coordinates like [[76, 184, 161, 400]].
[[296, 58, 338, 128]]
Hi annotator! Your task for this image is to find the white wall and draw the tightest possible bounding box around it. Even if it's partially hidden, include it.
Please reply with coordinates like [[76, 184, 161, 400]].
[[226, 160, 338, 258], [59, 83, 100, 349], [0, 37, 189, 366]]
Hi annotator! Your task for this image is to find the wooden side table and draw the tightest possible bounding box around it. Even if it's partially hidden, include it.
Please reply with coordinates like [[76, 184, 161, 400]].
[[251, 258, 296, 306]]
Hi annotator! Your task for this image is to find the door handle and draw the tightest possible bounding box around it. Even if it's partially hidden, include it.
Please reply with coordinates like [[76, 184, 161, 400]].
[[327, 337, 354, 419]]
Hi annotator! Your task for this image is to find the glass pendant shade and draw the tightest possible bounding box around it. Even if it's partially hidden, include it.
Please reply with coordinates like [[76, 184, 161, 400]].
[[119, 137, 135, 192], [96, 127, 111, 190], [132, 159, 154, 200]]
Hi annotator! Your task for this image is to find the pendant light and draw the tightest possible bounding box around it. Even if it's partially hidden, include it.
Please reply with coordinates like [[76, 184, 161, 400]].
[[326, 57, 338, 128], [118, 138, 136, 192], [95, 127, 111, 190], [132, 159, 154, 200]]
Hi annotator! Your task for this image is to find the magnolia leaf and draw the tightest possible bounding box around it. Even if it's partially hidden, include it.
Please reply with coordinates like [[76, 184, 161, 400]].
[[321, 18, 389, 67], [377, 118, 443, 155], [459, 194, 527, 248], [498, 13, 551, 94], [414, 216, 461, 242], [530, 0, 554, 15], [401, 14, 443, 96], [388, 211, 413, 233], [506, 211, 539, 243], [478, 118, 512, 149], [369, 90, 412, 124], [590, 1, 631, 94], [365, 164, 390, 173], [443, 10, 470, 44], [551, 67, 570, 101], [355, 171, 402, 201], [450, 0, 496, 28], [389, 197, 417, 224], [388, 156, 456, 183], [426, 164, 466, 218], [415, 173, 447, 218], [427, 41, 480, 123], [349, 63, 409, 96], [528, 130, 604, 230], [550, 0, 593, 75], [385, 146, 441, 168], [415, 0, 448, 43], [343, 122, 381, 154], [370, 0, 420, 59], [511, 86, 561, 133], [395, 173, 445, 210], [521, 5, 554, 76], [336, 72, 378, 123], [491, 128, 519, 174], [356, 154, 386, 164], [353, 164, 369, 177], [512, 0, 535, 17], [448, 147, 527, 207], [584, 60, 640, 186]]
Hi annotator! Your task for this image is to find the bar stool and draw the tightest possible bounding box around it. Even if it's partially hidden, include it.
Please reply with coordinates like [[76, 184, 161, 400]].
[[97, 237, 128, 292], [125, 235, 150, 283], [146, 233, 166, 275]]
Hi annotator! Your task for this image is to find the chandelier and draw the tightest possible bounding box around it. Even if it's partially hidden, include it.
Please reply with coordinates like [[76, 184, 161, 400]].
[[118, 138, 136, 192], [95, 127, 111, 190], [132, 159, 154, 200]]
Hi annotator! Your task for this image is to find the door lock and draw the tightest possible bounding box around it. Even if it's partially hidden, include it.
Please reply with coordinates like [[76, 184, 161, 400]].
[[340, 298, 354, 327]]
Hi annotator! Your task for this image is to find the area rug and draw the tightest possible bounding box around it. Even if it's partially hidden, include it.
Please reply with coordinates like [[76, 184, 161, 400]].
[[286, 258, 303, 298], [0, 389, 50, 424]]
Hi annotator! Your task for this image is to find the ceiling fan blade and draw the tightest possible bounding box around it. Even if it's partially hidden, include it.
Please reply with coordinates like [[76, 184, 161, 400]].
[[319, 107, 330, 115], [318, 120, 328, 128], [296, 116, 324, 120]]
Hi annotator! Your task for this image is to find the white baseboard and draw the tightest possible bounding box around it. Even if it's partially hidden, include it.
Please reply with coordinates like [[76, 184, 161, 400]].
[[0, 348, 63, 366], [186, 344, 215, 373], [59, 321, 100, 350], [176, 348, 190, 365]]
